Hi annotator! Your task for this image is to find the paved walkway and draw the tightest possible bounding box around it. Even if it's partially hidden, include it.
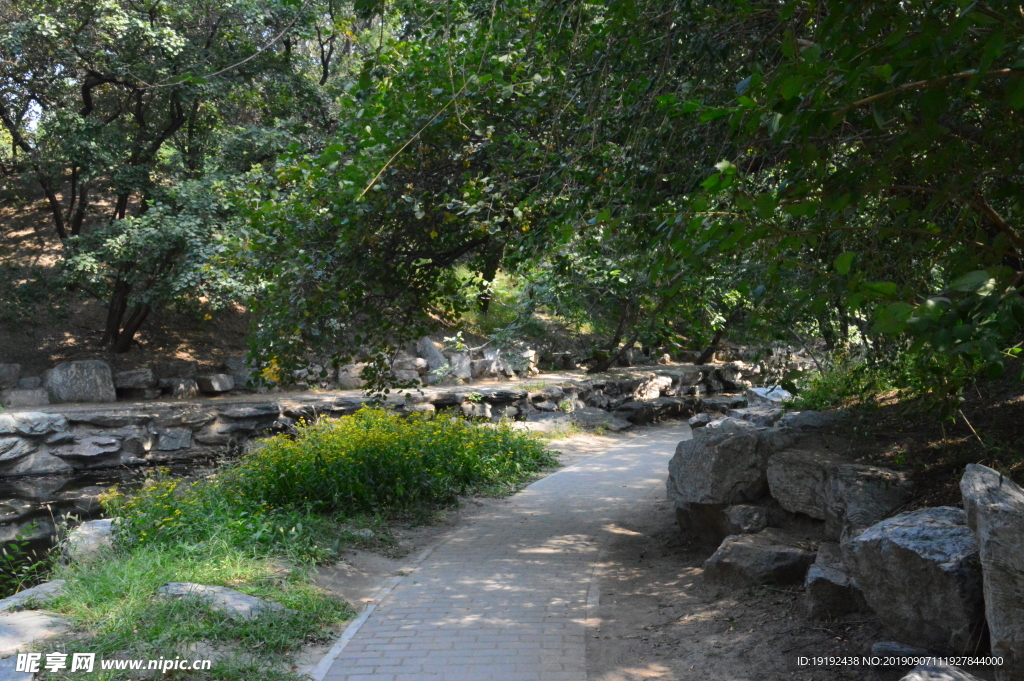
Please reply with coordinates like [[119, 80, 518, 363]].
[[314, 423, 690, 681]]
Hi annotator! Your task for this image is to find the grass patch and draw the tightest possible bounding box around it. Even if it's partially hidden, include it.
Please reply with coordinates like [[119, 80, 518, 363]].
[[32, 408, 555, 678], [43, 541, 351, 680]]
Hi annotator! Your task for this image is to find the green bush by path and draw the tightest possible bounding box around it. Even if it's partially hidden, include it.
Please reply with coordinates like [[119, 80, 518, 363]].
[[106, 408, 555, 558], [228, 407, 556, 515]]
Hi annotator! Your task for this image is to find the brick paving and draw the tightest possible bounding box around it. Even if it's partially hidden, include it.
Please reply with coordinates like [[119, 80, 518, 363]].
[[319, 424, 689, 681]]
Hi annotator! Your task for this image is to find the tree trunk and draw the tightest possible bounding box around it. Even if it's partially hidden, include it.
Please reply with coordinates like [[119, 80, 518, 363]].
[[697, 305, 744, 364], [111, 303, 151, 353], [104, 279, 132, 349]]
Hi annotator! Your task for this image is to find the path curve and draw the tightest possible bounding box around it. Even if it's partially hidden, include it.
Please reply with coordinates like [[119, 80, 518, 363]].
[[314, 423, 691, 681]]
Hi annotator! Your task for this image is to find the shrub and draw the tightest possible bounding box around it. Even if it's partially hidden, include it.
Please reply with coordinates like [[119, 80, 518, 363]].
[[105, 408, 554, 557], [227, 408, 555, 515]]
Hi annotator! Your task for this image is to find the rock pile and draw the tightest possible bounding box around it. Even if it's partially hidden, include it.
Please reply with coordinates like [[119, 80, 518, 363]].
[[668, 416, 1024, 673]]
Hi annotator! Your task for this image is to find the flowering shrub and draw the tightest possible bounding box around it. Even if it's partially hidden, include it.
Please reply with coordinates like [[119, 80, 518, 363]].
[[103, 409, 554, 559], [230, 408, 555, 514]]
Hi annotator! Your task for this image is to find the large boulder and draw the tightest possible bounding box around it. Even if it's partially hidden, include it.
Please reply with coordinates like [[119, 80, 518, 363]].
[[703, 529, 815, 588], [777, 410, 838, 429], [842, 507, 985, 652], [43, 360, 117, 403], [634, 374, 672, 400], [724, 407, 783, 427], [667, 419, 797, 507], [570, 407, 632, 432], [804, 543, 866, 619], [767, 449, 913, 541], [448, 353, 472, 380], [222, 355, 254, 388], [416, 337, 448, 372], [959, 464, 1024, 681], [0, 364, 20, 390]]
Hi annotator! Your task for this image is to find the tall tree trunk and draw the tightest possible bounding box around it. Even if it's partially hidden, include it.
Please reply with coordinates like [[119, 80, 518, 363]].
[[697, 305, 744, 364], [104, 279, 132, 349]]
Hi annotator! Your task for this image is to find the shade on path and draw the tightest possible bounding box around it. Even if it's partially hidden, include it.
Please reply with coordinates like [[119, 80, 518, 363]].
[[315, 423, 691, 681]]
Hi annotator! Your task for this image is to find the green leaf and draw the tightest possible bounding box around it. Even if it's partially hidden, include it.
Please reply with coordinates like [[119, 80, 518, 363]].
[[873, 301, 914, 334], [834, 252, 855, 275], [861, 281, 898, 298], [949, 270, 992, 292]]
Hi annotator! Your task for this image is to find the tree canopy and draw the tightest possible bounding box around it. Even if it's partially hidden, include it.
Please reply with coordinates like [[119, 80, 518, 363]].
[[1, 0, 1021, 395]]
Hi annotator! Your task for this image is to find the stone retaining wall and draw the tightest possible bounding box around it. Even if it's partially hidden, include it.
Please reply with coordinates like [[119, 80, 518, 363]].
[[0, 364, 754, 480]]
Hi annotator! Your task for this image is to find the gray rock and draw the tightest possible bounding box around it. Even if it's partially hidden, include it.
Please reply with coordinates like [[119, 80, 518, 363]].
[[688, 413, 712, 428], [668, 421, 797, 507], [570, 407, 633, 432], [899, 664, 985, 681], [16, 377, 40, 390], [219, 404, 280, 420], [404, 402, 435, 415], [52, 435, 121, 459], [157, 583, 293, 620], [449, 353, 472, 380], [767, 449, 913, 541], [0, 390, 49, 408], [533, 400, 558, 412], [0, 581, 65, 613], [471, 359, 500, 378], [43, 360, 117, 403], [0, 653, 36, 679], [702, 394, 748, 411], [777, 410, 837, 429], [717, 363, 753, 391], [842, 507, 985, 652], [460, 402, 492, 419], [747, 386, 793, 406], [0, 439, 36, 464], [0, 450, 74, 476], [392, 369, 421, 385], [222, 355, 254, 387], [160, 378, 199, 399], [703, 529, 815, 588], [676, 503, 767, 545], [480, 389, 528, 404], [724, 407, 783, 427], [195, 374, 234, 393], [64, 518, 114, 562], [154, 359, 198, 379], [0, 413, 67, 436], [959, 464, 1024, 681], [0, 611, 70, 655], [804, 543, 866, 619], [0, 364, 20, 390], [66, 412, 149, 428], [156, 428, 192, 451], [634, 374, 673, 400], [724, 504, 768, 535], [337, 363, 367, 389], [416, 337, 449, 372], [113, 368, 156, 390]]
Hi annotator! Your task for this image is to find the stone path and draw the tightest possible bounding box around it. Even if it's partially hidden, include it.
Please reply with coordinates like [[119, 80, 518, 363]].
[[314, 423, 691, 681]]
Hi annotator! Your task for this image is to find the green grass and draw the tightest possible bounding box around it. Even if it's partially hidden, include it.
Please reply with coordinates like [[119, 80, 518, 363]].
[[28, 407, 556, 678], [42, 539, 352, 680]]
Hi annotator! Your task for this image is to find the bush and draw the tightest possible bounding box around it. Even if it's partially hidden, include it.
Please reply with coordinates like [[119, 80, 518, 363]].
[[105, 408, 554, 557], [228, 408, 555, 515]]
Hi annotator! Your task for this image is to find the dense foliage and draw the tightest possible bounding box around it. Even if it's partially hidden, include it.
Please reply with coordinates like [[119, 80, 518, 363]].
[[1, 0, 1022, 395]]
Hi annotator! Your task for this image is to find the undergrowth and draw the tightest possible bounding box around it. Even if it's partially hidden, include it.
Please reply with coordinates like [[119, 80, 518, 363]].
[[33, 407, 555, 679]]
